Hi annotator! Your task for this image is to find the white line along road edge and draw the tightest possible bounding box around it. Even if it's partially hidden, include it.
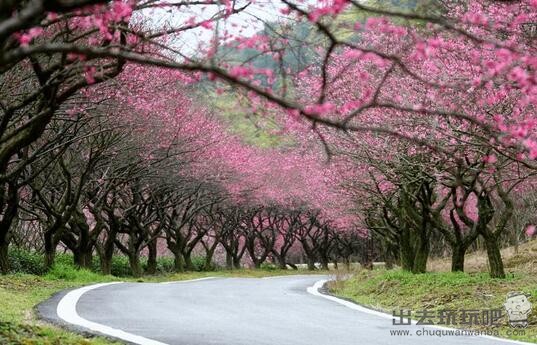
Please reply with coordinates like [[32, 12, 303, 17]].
[[307, 279, 393, 320], [307, 279, 534, 345], [56, 282, 169, 345], [160, 276, 217, 284]]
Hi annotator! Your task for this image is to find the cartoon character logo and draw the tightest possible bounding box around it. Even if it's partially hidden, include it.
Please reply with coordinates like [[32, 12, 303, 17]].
[[504, 292, 532, 328]]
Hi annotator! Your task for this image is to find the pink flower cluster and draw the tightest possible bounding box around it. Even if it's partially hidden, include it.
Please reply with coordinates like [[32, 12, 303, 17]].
[[526, 225, 536, 237], [84, 66, 97, 84], [304, 102, 336, 116], [71, 1, 133, 41], [228, 66, 273, 81], [308, 0, 350, 22], [16, 27, 43, 47]]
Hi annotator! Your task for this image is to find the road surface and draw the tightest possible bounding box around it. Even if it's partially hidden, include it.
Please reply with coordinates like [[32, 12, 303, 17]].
[[38, 275, 527, 345]]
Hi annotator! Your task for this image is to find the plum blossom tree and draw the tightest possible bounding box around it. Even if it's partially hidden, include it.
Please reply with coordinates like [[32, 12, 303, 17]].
[[2, 0, 536, 277]]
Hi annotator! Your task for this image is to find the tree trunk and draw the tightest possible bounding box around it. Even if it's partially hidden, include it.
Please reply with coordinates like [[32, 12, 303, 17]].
[[0, 242, 9, 274], [483, 233, 506, 278], [74, 246, 93, 269], [100, 243, 114, 275], [451, 244, 466, 272], [273, 252, 287, 269], [83, 249, 93, 269], [184, 252, 194, 271], [232, 256, 241, 269], [44, 229, 58, 270], [101, 255, 112, 275], [412, 234, 429, 274], [344, 257, 351, 271], [45, 249, 56, 269], [99, 227, 117, 275], [225, 252, 233, 270], [0, 181, 17, 274], [385, 253, 394, 270], [203, 247, 216, 271], [306, 256, 316, 270], [173, 251, 185, 273], [319, 255, 329, 271], [301, 240, 316, 270], [71, 239, 93, 270], [74, 213, 92, 269], [129, 252, 142, 278], [399, 228, 414, 272], [146, 240, 158, 275]]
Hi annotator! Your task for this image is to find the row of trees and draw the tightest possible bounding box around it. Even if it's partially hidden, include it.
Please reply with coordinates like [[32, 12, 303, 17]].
[[256, 0, 537, 278], [1, 45, 367, 276], [9, 109, 372, 274], [1, 1, 535, 279]]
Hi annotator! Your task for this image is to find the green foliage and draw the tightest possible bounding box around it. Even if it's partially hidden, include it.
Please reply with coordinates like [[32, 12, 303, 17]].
[[215, 21, 318, 77], [189, 256, 208, 272], [341, 0, 448, 30], [0, 320, 119, 345], [207, 91, 293, 149], [56, 252, 80, 267], [8, 248, 47, 275], [108, 255, 133, 277], [7, 247, 219, 278], [45, 263, 110, 283], [259, 262, 278, 271], [331, 269, 537, 343], [153, 256, 176, 274]]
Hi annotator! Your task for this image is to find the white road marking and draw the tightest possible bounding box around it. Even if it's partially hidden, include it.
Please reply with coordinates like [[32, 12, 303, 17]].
[[56, 282, 169, 345], [261, 274, 325, 280], [160, 276, 217, 284], [307, 279, 534, 345], [307, 280, 394, 320]]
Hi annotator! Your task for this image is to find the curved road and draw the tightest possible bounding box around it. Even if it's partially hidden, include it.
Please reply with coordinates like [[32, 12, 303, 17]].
[[39, 275, 526, 345]]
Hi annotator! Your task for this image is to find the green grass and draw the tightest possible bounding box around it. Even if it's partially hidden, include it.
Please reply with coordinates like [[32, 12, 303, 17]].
[[206, 92, 294, 149], [0, 262, 324, 345], [0, 271, 121, 345], [329, 269, 537, 343]]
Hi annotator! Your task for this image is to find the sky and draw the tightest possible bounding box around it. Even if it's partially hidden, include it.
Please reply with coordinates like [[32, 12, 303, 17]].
[[143, 1, 290, 56]]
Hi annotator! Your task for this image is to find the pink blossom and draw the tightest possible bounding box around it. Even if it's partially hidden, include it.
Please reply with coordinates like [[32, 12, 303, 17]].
[[526, 225, 536, 237], [343, 49, 362, 60], [201, 20, 213, 30], [223, 0, 233, 16], [67, 53, 86, 61], [127, 34, 138, 45], [522, 139, 537, 159], [307, 0, 349, 22], [280, 7, 291, 15], [16, 26, 43, 46], [482, 155, 497, 164], [285, 108, 301, 120], [463, 12, 489, 26], [110, 1, 133, 21], [84, 66, 97, 84], [305, 102, 335, 116], [229, 66, 253, 78], [46, 12, 58, 21]]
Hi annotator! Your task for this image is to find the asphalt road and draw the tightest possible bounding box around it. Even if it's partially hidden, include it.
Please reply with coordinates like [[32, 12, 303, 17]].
[[38, 275, 526, 345]]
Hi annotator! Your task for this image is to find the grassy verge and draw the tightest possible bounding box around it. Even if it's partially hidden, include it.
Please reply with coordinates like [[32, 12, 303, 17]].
[[329, 268, 537, 343], [0, 264, 323, 345]]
